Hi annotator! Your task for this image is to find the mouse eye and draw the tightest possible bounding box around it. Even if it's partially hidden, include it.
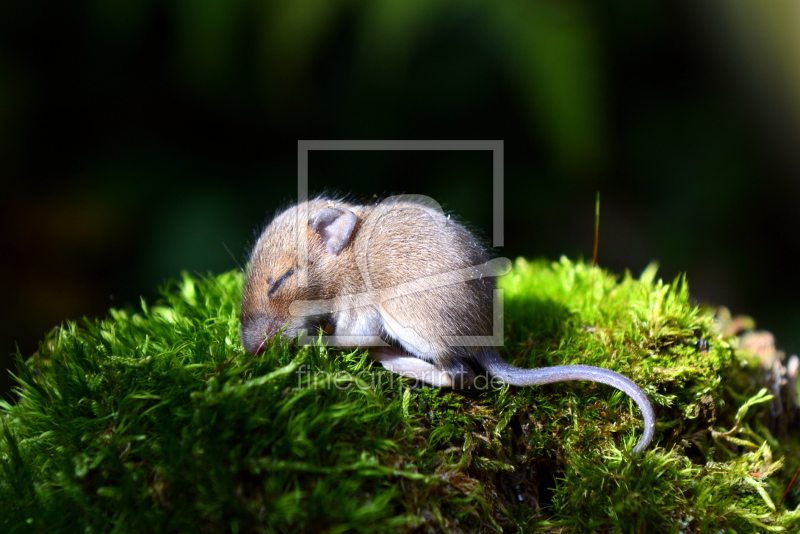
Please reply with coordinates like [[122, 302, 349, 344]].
[[268, 268, 295, 298]]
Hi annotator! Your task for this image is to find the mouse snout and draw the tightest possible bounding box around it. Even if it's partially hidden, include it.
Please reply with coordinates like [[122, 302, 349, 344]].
[[241, 314, 286, 354]]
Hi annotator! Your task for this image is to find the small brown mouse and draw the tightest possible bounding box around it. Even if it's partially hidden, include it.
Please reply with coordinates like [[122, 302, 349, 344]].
[[241, 195, 655, 454]]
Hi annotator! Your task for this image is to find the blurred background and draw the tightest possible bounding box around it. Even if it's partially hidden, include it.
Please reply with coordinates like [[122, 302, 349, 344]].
[[2, 1, 800, 400]]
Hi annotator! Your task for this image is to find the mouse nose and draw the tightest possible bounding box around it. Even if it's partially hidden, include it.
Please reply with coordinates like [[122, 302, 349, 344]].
[[240, 314, 284, 354]]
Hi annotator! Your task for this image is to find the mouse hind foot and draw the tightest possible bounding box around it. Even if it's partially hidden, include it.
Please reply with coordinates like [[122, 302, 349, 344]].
[[370, 347, 475, 388]]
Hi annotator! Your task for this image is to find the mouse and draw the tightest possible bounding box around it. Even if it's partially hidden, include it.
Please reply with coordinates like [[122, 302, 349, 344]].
[[240, 195, 656, 454]]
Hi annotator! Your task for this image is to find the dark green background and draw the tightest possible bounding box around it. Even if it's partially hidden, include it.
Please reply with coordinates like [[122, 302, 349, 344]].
[[2, 1, 799, 400]]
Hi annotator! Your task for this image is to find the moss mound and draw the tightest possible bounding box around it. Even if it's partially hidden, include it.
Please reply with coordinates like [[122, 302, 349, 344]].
[[1, 258, 799, 532]]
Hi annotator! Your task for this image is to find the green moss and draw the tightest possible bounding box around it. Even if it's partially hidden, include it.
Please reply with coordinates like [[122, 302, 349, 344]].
[[2, 259, 799, 532]]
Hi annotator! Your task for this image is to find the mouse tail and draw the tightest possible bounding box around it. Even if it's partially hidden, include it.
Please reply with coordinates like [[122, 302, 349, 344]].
[[480, 350, 656, 455]]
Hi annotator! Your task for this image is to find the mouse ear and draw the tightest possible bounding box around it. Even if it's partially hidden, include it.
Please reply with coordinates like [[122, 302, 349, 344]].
[[311, 207, 357, 255]]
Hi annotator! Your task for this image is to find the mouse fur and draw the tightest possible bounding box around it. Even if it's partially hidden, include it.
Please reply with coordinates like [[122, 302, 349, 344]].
[[240, 196, 656, 454]]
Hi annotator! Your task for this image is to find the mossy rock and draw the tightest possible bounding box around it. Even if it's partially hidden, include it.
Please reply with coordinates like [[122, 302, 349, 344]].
[[1, 258, 799, 532]]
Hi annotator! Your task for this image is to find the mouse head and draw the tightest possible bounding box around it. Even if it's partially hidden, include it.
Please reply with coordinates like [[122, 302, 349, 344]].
[[240, 200, 358, 354]]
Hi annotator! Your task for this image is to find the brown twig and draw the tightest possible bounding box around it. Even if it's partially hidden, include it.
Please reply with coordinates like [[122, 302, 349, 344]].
[[779, 465, 800, 509]]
